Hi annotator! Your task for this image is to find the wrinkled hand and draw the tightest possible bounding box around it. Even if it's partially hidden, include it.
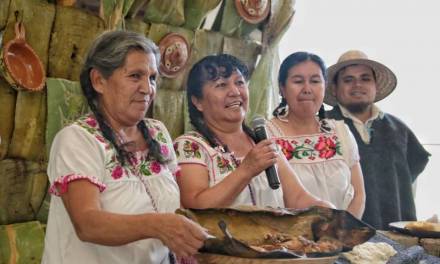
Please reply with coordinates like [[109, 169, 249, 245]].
[[239, 139, 279, 178], [155, 213, 208, 258]]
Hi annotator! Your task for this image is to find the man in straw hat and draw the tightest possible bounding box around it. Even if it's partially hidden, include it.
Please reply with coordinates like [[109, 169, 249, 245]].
[[325, 50, 430, 230]]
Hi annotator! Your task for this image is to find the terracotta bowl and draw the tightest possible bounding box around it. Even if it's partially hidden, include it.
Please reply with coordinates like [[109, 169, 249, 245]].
[[1, 22, 46, 91], [158, 33, 190, 78], [235, 0, 271, 24]]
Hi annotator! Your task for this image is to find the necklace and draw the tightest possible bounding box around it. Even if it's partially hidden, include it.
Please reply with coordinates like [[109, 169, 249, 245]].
[[214, 136, 257, 206]]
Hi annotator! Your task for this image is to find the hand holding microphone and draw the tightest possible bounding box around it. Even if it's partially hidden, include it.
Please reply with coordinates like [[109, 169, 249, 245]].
[[251, 116, 281, 190]]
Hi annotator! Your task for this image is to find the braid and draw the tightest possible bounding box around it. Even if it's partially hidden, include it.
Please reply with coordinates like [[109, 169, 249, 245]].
[[190, 116, 219, 149], [318, 104, 331, 132], [272, 97, 288, 117], [137, 120, 166, 163]]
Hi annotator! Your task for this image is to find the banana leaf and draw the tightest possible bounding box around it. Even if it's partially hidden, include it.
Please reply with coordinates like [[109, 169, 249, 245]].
[[2, 0, 56, 71], [45, 78, 89, 155], [36, 189, 51, 224], [124, 18, 150, 35], [0, 0, 10, 30], [152, 89, 184, 139], [0, 159, 48, 224], [48, 5, 105, 81], [0, 221, 45, 264], [143, 0, 185, 26], [8, 90, 47, 161], [100, 0, 135, 29], [177, 206, 375, 258], [148, 23, 194, 89], [223, 36, 261, 75], [182, 0, 222, 30], [216, 0, 260, 38], [0, 78, 16, 160]]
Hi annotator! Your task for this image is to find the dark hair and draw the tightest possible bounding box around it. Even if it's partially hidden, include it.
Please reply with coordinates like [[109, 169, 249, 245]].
[[273, 51, 329, 131], [79, 30, 165, 165], [186, 54, 254, 150]]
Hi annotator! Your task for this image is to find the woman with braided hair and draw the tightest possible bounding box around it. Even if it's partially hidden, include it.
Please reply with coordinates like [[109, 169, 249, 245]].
[[266, 51, 365, 218], [42, 31, 207, 264], [174, 54, 332, 210]]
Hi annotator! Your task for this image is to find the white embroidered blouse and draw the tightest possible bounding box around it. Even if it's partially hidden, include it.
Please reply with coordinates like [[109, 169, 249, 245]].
[[267, 118, 359, 210], [42, 114, 180, 264], [173, 131, 285, 208]]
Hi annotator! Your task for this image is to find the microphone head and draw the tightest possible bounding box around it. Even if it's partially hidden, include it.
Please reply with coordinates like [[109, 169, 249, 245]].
[[251, 116, 266, 129]]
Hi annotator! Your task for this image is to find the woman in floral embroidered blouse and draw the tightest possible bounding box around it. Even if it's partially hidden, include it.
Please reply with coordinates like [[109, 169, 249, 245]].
[[42, 31, 207, 264], [267, 52, 365, 218], [174, 54, 333, 210]]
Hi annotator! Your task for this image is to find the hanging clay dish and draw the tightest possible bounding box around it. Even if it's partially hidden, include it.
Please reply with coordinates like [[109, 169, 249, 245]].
[[234, 0, 271, 24], [158, 33, 190, 78], [1, 22, 46, 92]]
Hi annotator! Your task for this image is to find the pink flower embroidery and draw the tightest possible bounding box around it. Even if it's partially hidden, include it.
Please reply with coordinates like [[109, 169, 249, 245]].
[[86, 117, 97, 127], [191, 142, 199, 151], [150, 161, 161, 174], [314, 136, 337, 159], [95, 135, 105, 143], [161, 145, 169, 156], [111, 166, 124, 179]]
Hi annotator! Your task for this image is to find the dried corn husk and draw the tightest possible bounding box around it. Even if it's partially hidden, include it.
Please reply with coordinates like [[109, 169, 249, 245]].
[[223, 36, 261, 75], [124, 18, 150, 35], [143, 0, 185, 26], [0, 78, 16, 160], [245, 46, 279, 121], [182, 0, 222, 30], [126, 0, 148, 19], [8, 90, 47, 161], [246, 0, 295, 121], [0, 159, 47, 224], [216, 0, 259, 38], [262, 0, 295, 47], [148, 23, 194, 89], [100, 0, 135, 29], [0, 221, 45, 264], [48, 5, 105, 81], [2, 0, 55, 71], [152, 89, 184, 139], [45, 78, 88, 155], [0, 0, 10, 30]]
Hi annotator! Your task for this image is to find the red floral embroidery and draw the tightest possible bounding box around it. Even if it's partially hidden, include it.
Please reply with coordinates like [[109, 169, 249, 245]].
[[111, 166, 124, 179], [150, 161, 161, 174], [86, 117, 97, 127], [275, 139, 295, 160], [314, 135, 337, 159]]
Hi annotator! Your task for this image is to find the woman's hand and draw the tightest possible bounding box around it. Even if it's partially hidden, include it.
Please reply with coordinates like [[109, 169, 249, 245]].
[[239, 139, 278, 178], [154, 213, 208, 258]]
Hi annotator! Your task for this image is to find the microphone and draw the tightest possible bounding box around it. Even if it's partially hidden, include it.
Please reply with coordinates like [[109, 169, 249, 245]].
[[251, 116, 280, 190]]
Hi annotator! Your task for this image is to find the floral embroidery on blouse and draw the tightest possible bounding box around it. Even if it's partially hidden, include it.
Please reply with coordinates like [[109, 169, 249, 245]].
[[182, 140, 201, 159], [216, 156, 234, 174], [76, 114, 170, 180], [275, 134, 342, 161]]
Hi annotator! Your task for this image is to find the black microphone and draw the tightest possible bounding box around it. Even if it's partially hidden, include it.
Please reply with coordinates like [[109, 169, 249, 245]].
[[251, 116, 280, 190]]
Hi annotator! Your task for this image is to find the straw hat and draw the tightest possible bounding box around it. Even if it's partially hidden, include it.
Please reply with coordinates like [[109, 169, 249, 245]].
[[324, 50, 397, 106], [158, 33, 190, 78], [234, 0, 271, 24]]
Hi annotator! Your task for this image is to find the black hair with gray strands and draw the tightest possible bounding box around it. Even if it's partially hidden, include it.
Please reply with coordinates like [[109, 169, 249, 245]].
[[273, 51, 330, 132], [186, 54, 255, 151], [79, 30, 166, 165]]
